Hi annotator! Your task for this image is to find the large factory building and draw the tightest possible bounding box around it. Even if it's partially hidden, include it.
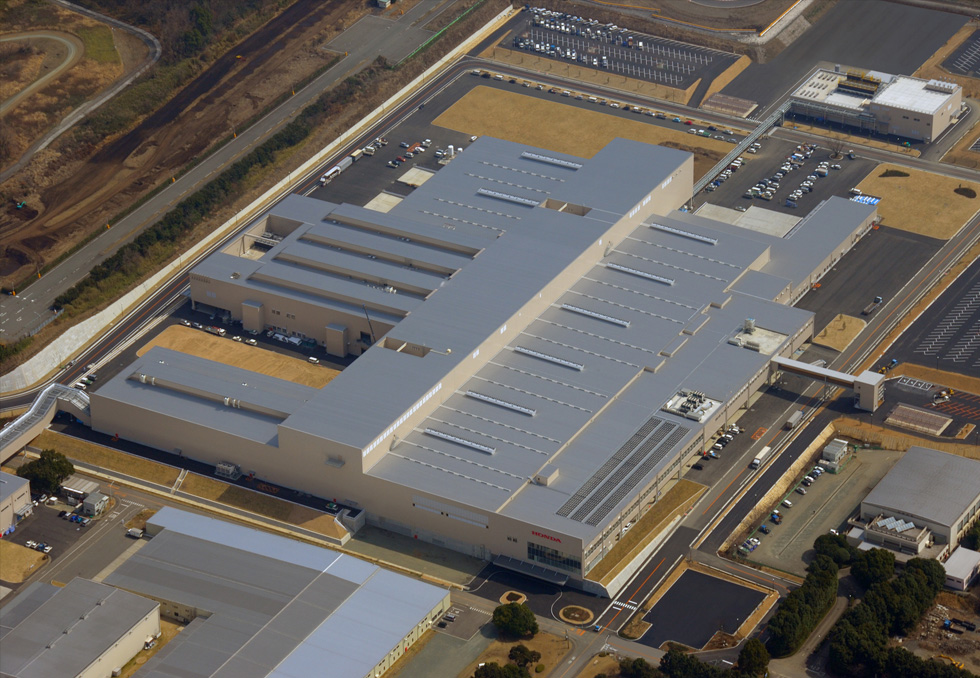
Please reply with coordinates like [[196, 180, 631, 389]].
[[90, 138, 878, 595]]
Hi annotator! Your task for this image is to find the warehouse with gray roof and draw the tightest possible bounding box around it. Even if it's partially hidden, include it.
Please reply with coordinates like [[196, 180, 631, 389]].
[[860, 446, 980, 558], [0, 507, 450, 678], [90, 137, 879, 594], [0, 578, 160, 678]]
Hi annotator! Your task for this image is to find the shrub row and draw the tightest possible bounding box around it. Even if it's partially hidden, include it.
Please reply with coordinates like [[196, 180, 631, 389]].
[[766, 555, 839, 657]]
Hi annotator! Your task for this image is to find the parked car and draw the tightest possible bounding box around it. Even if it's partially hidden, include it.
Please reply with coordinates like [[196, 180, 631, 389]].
[[796, 486, 807, 495], [245, 338, 258, 346], [758, 524, 771, 534], [692, 463, 704, 470]]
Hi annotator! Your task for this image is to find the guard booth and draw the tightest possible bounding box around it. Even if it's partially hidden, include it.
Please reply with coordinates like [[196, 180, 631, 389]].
[[83, 491, 109, 517]]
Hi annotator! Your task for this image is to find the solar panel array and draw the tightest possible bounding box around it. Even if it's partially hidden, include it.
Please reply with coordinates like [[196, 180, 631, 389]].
[[557, 415, 689, 525]]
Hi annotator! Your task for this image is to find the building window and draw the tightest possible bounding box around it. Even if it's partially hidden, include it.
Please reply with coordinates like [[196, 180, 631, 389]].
[[361, 331, 372, 343], [527, 542, 581, 573]]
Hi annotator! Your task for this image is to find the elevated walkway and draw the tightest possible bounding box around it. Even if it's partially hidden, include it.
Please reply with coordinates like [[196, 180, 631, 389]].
[[0, 385, 90, 462], [771, 356, 883, 411]]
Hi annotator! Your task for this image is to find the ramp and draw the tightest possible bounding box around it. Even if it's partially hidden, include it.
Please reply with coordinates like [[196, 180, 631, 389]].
[[1, 385, 90, 462]]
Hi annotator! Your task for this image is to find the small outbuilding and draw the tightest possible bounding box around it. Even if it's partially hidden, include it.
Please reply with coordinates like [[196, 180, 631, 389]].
[[82, 491, 109, 517], [944, 546, 980, 591]]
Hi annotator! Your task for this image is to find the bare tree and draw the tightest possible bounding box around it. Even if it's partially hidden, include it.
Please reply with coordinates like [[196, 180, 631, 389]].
[[828, 132, 847, 159]]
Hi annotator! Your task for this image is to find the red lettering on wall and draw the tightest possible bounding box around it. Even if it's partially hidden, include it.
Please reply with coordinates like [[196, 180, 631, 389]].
[[531, 530, 562, 544]]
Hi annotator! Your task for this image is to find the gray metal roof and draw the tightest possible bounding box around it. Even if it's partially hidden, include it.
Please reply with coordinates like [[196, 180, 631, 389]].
[[368, 191, 815, 540], [0, 578, 158, 678], [105, 508, 447, 678], [862, 446, 980, 528], [0, 470, 28, 503], [93, 348, 318, 444]]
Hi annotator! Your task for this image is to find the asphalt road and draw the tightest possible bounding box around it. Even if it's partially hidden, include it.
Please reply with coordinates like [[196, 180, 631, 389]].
[[722, 0, 967, 116], [0, 0, 458, 343]]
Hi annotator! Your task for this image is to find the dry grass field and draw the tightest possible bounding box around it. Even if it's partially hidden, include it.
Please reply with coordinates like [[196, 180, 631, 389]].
[[463, 631, 570, 678], [31, 430, 346, 539], [574, 654, 623, 678], [856, 164, 980, 239], [138, 326, 338, 388], [35, 429, 181, 486], [812, 314, 865, 352], [0, 540, 47, 583], [433, 86, 729, 179]]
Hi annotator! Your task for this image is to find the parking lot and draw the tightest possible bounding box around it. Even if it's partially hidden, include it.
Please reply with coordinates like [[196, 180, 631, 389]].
[[692, 136, 877, 216], [744, 448, 904, 577], [301, 71, 745, 214], [640, 569, 766, 650], [509, 8, 739, 89], [722, 0, 966, 115], [889, 256, 980, 378], [943, 29, 980, 78]]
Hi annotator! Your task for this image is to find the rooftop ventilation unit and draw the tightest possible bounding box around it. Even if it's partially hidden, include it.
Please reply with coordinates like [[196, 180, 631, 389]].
[[650, 223, 718, 245], [476, 188, 539, 207], [606, 262, 674, 286], [465, 391, 536, 416], [424, 428, 496, 454], [520, 151, 583, 169], [514, 346, 584, 371], [561, 304, 630, 328]]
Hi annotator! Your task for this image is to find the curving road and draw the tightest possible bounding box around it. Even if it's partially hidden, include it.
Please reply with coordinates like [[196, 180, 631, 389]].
[[0, 31, 84, 117], [0, 0, 162, 183]]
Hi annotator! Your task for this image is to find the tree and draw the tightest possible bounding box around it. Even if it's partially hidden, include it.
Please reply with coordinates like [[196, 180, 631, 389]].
[[474, 663, 528, 678], [813, 533, 857, 566], [736, 638, 769, 677], [17, 449, 74, 494], [619, 656, 661, 678], [492, 603, 539, 639], [851, 548, 894, 589], [828, 132, 847, 159], [508, 645, 541, 669]]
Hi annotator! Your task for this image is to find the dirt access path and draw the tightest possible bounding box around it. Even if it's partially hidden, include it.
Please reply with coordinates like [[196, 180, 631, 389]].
[[0, 0, 366, 286]]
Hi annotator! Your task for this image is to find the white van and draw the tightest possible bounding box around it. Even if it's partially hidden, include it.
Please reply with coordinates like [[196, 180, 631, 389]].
[[849, 187, 863, 196], [782, 499, 793, 508]]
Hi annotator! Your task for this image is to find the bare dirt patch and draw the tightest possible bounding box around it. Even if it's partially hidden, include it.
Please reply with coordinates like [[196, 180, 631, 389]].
[[559, 605, 593, 624], [464, 631, 570, 678], [433, 86, 728, 179], [856, 163, 980, 239], [812, 313, 865, 352], [137, 325, 338, 388], [0, 0, 368, 288], [0, 539, 47, 583]]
